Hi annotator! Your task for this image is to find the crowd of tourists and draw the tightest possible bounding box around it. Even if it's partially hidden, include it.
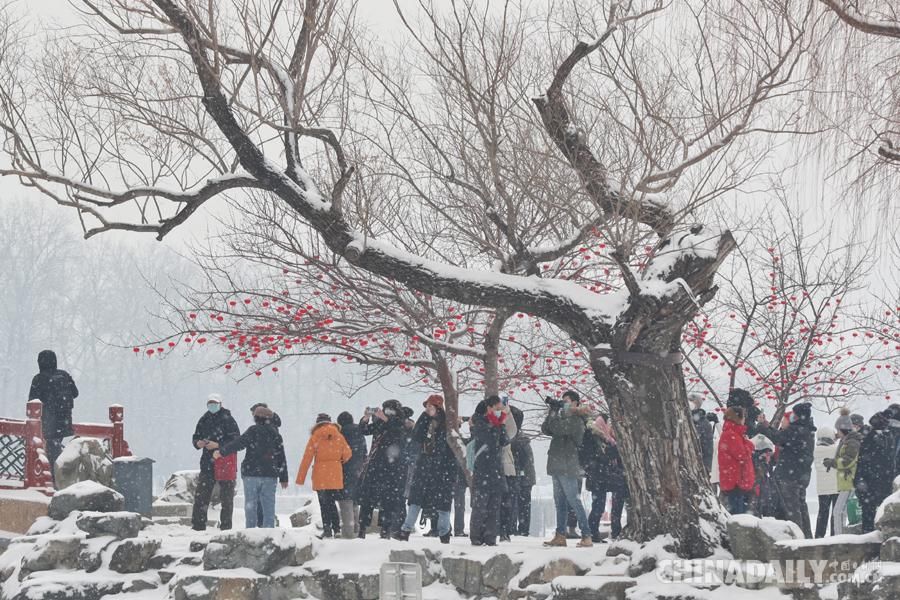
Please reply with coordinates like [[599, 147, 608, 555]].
[[26, 349, 899, 546], [189, 390, 627, 548], [705, 388, 900, 536]]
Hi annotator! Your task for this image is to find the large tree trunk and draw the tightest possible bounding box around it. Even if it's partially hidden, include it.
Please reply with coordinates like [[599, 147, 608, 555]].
[[591, 348, 724, 557]]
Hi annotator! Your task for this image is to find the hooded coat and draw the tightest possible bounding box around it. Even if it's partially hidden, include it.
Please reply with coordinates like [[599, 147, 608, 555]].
[[717, 420, 756, 492], [296, 422, 352, 490], [28, 350, 79, 439], [356, 414, 408, 506], [470, 402, 511, 496], [192, 408, 241, 476], [406, 411, 458, 511], [758, 408, 817, 486], [832, 430, 862, 493]]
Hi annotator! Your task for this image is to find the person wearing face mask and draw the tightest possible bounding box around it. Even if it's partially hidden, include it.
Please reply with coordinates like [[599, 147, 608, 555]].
[[396, 395, 457, 543], [190, 393, 240, 531], [757, 402, 816, 537], [469, 396, 512, 546], [542, 390, 593, 548]]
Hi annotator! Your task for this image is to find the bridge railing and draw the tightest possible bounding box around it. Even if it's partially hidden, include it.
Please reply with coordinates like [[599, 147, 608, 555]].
[[0, 401, 131, 491]]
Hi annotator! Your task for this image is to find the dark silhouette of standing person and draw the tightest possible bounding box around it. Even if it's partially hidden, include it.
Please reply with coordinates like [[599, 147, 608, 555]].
[[191, 394, 240, 531], [28, 350, 78, 486]]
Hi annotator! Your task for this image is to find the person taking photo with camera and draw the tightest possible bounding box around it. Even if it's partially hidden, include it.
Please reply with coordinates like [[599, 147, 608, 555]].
[[542, 390, 593, 548]]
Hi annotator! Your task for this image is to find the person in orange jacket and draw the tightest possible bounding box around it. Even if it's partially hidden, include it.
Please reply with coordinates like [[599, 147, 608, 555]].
[[718, 406, 756, 515], [297, 413, 353, 538]]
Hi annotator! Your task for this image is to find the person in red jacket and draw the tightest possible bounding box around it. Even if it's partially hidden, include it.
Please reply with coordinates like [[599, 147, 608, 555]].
[[718, 406, 756, 515]]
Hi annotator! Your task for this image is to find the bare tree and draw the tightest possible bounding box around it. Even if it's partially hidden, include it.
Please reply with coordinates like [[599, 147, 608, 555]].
[[0, 0, 815, 555], [682, 199, 890, 418]]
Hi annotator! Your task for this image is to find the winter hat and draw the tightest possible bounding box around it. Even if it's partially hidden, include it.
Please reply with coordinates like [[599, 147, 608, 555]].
[[752, 434, 775, 452], [886, 404, 900, 421], [724, 407, 745, 423], [727, 388, 753, 409], [817, 426, 835, 440], [562, 390, 581, 404], [871, 411, 890, 429], [250, 402, 268, 413], [253, 405, 274, 419], [315, 413, 332, 424], [423, 394, 444, 410], [792, 402, 812, 420], [337, 412, 354, 428], [402, 406, 414, 420], [207, 393, 223, 405], [834, 408, 853, 432], [382, 399, 403, 416], [850, 413, 865, 428]]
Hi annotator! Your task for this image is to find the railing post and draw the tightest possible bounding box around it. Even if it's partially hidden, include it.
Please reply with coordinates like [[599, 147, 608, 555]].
[[109, 404, 130, 458], [24, 400, 52, 489]]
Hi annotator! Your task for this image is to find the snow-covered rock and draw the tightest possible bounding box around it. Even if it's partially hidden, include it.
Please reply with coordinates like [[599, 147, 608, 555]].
[[774, 531, 882, 587], [19, 535, 81, 575], [518, 557, 587, 587], [838, 560, 900, 600], [288, 498, 315, 528], [882, 536, 900, 562], [727, 514, 802, 561], [202, 529, 314, 575], [550, 575, 636, 600], [876, 489, 900, 537], [157, 470, 220, 505], [47, 481, 124, 520], [74, 511, 142, 539], [54, 438, 113, 491], [108, 537, 161, 573], [169, 570, 268, 600]]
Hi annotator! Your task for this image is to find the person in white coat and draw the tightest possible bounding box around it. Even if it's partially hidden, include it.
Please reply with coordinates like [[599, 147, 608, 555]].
[[813, 426, 838, 537]]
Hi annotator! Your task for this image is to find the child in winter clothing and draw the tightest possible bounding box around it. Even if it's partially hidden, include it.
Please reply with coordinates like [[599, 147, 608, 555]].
[[296, 413, 353, 538], [717, 407, 755, 515]]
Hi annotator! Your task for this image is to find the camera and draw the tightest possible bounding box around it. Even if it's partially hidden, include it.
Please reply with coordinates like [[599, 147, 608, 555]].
[[545, 396, 564, 410], [365, 407, 378, 416]]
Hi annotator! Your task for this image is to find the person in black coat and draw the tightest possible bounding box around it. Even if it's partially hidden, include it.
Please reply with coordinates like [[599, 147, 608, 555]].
[[757, 402, 816, 537], [510, 406, 536, 536], [690, 395, 714, 472], [250, 402, 282, 527], [469, 396, 511, 546], [337, 412, 367, 500], [855, 411, 895, 533], [190, 394, 241, 531], [214, 405, 288, 528], [356, 399, 409, 539], [28, 350, 79, 483], [396, 395, 457, 543]]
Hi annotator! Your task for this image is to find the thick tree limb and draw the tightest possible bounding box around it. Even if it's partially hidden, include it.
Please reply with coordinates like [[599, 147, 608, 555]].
[[818, 0, 900, 38]]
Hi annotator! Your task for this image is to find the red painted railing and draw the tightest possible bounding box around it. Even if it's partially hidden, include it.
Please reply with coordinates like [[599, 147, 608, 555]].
[[0, 401, 131, 491]]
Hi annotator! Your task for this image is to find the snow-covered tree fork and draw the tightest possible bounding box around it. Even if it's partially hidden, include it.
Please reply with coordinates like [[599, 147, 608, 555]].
[[0, 0, 817, 557]]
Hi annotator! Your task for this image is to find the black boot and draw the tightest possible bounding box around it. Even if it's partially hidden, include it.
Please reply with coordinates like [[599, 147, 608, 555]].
[[440, 534, 451, 544], [393, 530, 410, 541]]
